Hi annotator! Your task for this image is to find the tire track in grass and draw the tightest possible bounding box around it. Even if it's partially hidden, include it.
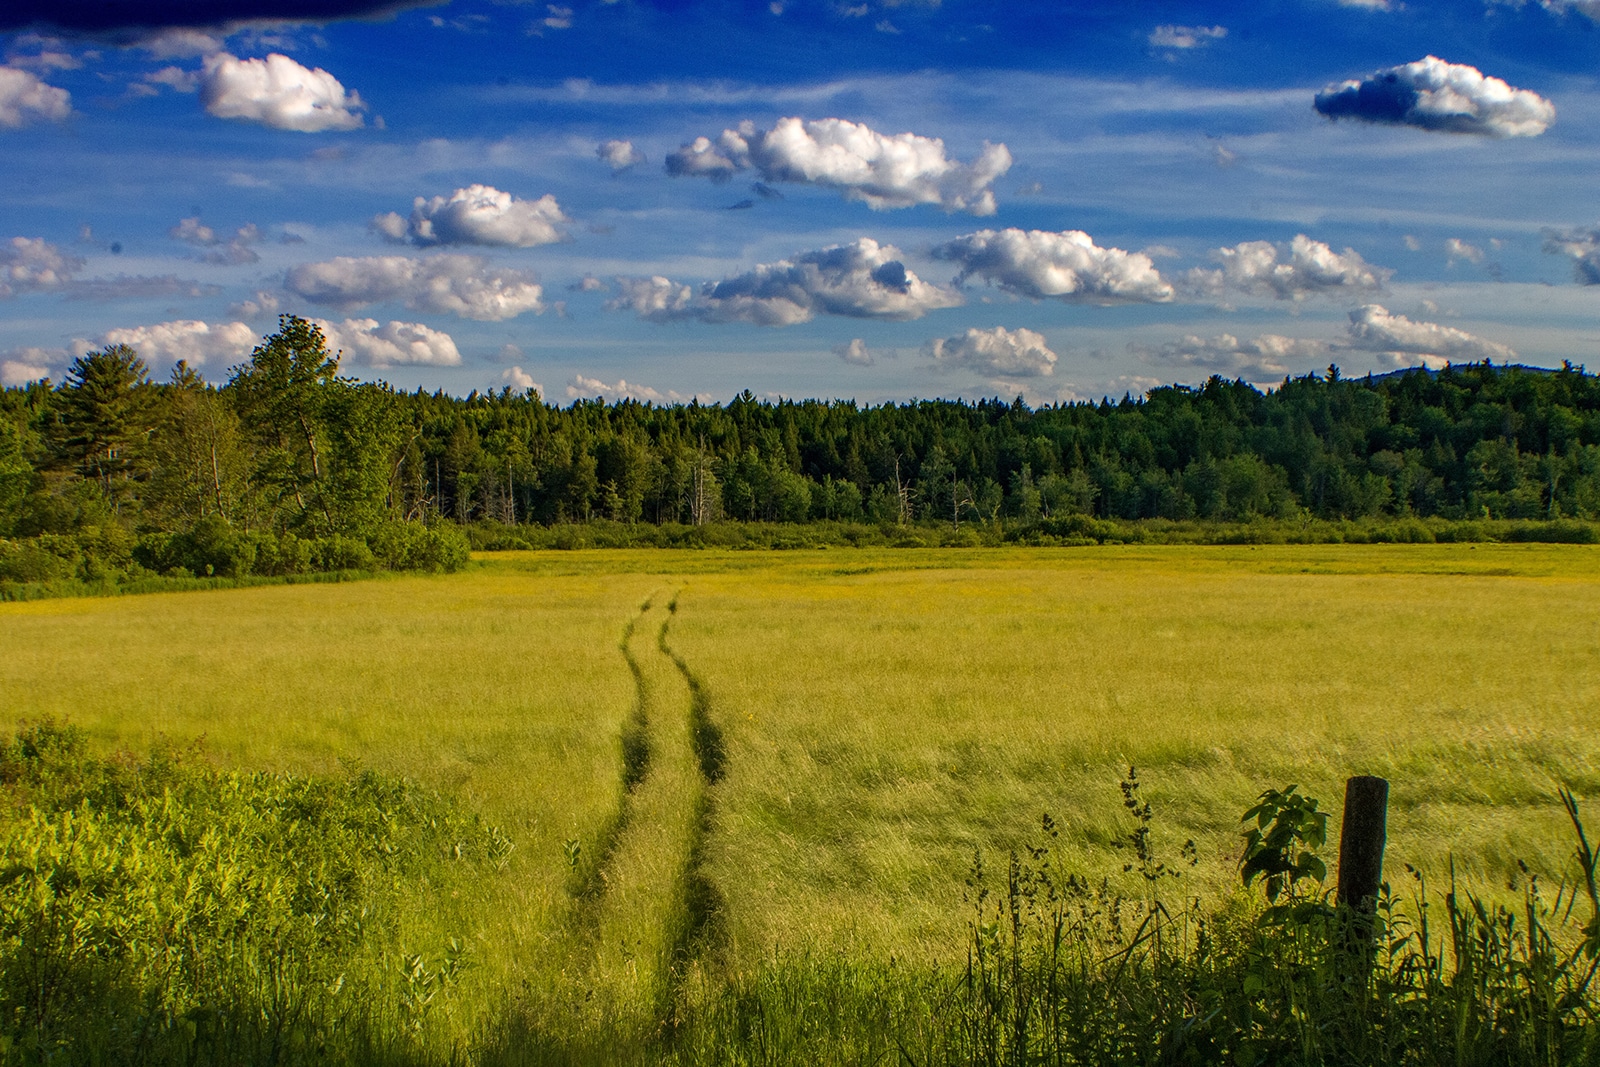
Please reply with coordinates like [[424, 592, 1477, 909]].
[[575, 590, 713, 1038], [659, 592, 726, 988], [567, 595, 656, 904]]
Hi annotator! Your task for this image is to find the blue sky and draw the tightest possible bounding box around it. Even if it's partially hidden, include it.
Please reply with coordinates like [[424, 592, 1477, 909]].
[[3, 0, 1600, 404]]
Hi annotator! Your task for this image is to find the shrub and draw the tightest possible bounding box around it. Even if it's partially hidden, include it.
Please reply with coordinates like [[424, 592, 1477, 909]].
[[0, 538, 75, 583], [310, 533, 376, 572], [369, 521, 471, 573], [0, 723, 510, 1065]]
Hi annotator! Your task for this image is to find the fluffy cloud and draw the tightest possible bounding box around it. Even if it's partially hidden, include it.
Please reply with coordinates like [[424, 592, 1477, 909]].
[[1314, 56, 1554, 137], [566, 374, 682, 403], [0, 66, 71, 128], [1, 350, 55, 385], [314, 317, 460, 367], [372, 185, 568, 248], [200, 52, 365, 132], [834, 338, 875, 366], [0, 237, 82, 297], [1138, 333, 1332, 385], [1345, 304, 1516, 366], [666, 116, 1011, 215], [1149, 24, 1226, 49], [926, 326, 1057, 377], [98, 320, 258, 368], [1543, 226, 1600, 283], [932, 228, 1175, 304], [597, 139, 644, 172], [608, 276, 695, 319], [610, 238, 960, 327], [501, 366, 540, 393], [170, 216, 215, 245], [286, 253, 545, 320], [1183, 234, 1389, 301]]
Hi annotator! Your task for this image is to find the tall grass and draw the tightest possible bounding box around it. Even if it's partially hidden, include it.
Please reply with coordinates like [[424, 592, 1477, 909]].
[[2, 545, 1598, 1063], [659, 544, 1600, 962], [0, 721, 504, 1064], [0, 567, 661, 1053]]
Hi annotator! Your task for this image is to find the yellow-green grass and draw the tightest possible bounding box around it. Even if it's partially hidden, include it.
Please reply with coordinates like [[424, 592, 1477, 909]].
[[0, 566, 665, 1046], [3, 543, 1599, 1017], [645, 543, 1600, 965]]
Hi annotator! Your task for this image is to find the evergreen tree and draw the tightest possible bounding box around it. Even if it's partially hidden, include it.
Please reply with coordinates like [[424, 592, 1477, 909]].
[[52, 344, 157, 512]]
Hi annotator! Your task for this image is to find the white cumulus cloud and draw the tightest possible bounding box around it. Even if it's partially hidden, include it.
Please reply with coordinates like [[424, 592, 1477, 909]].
[[200, 52, 365, 133], [1138, 333, 1332, 385], [170, 216, 216, 246], [0, 237, 82, 297], [610, 238, 961, 327], [597, 139, 644, 171], [286, 253, 546, 321], [1314, 56, 1554, 137], [1149, 24, 1226, 49], [834, 338, 875, 365], [1184, 234, 1390, 301], [501, 366, 541, 393], [98, 320, 258, 368], [567, 374, 683, 403], [666, 116, 1011, 215], [607, 276, 695, 320], [373, 185, 568, 248], [933, 228, 1175, 304], [1345, 304, 1516, 366], [0, 66, 70, 128], [926, 326, 1057, 377], [314, 318, 461, 368], [1, 349, 55, 385]]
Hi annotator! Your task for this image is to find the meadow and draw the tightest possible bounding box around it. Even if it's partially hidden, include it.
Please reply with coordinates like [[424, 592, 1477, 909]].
[[2, 543, 1598, 1063]]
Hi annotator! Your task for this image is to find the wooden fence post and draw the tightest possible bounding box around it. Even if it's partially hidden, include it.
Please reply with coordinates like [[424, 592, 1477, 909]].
[[1336, 775, 1389, 914]]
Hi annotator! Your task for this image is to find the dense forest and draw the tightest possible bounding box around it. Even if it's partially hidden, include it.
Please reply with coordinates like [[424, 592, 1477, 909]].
[[4, 315, 1600, 588]]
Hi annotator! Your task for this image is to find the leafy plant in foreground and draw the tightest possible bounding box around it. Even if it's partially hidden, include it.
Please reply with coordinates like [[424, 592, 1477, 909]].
[[0, 721, 510, 1066], [1239, 784, 1329, 904]]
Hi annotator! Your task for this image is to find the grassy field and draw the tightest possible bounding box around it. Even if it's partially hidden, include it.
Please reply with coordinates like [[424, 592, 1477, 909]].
[[2, 543, 1598, 1060]]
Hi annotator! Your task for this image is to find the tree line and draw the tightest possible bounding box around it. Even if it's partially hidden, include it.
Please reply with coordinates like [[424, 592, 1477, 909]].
[[4, 315, 1600, 583]]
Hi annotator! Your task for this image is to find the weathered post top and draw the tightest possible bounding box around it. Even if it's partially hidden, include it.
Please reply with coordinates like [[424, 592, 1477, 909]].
[[1336, 775, 1389, 914]]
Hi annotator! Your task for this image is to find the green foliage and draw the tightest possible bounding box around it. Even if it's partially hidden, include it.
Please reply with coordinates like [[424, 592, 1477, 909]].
[[368, 521, 471, 573], [142, 362, 252, 529], [0, 539, 75, 584], [1240, 784, 1331, 903], [0, 722, 508, 1065], [11, 331, 1600, 599], [50, 345, 157, 510]]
